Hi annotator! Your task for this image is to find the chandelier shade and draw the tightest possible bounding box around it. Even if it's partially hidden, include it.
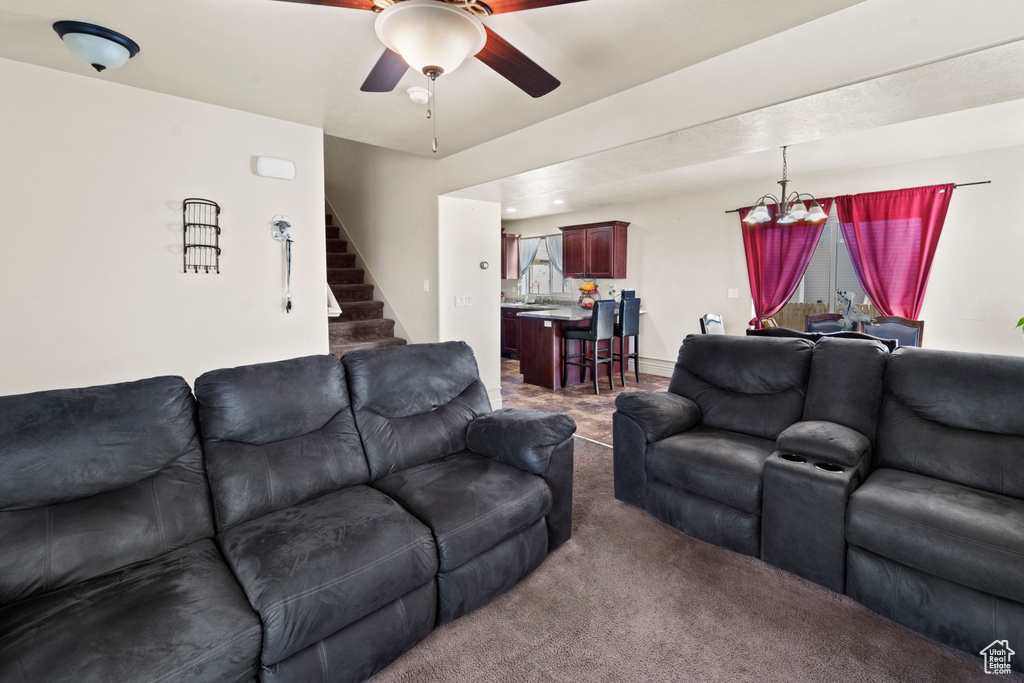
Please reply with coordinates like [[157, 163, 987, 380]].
[[375, 0, 486, 77]]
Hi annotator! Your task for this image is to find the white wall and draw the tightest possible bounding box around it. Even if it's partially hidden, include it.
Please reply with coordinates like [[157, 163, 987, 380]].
[[506, 145, 1024, 368], [0, 58, 327, 395], [438, 197, 502, 407]]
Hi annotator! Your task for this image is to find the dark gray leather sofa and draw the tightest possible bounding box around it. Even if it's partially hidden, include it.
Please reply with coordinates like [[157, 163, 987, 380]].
[[0, 341, 575, 682], [613, 334, 1023, 670]]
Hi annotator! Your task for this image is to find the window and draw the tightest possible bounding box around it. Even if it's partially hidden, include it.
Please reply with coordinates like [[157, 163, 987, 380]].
[[775, 206, 879, 330], [519, 239, 569, 296]]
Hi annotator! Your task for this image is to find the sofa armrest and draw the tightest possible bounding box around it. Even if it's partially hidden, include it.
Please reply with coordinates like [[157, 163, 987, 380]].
[[467, 409, 576, 552], [467, 409, 576, 475], [613, 391, 701, 443], [777, 421, 871, 468]]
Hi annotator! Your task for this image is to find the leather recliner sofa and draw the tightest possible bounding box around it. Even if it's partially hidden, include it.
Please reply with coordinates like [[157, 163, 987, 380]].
[[613, 333, 1023, 670], [0, 341, 576, 682]]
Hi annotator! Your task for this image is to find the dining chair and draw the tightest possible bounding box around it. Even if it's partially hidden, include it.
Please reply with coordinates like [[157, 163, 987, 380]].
[[563, 299, 616, 394], [862, 316, 924, 347], [805, 313, 844, 333], [613, 297, 641, 385], [699, 313, 724, 334]]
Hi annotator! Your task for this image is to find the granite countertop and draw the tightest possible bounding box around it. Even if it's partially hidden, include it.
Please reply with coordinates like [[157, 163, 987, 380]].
[[517, 306, 647, 321]]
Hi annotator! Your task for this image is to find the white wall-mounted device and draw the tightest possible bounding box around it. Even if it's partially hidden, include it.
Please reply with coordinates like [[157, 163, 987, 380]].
[[256, 156, 296, 180]]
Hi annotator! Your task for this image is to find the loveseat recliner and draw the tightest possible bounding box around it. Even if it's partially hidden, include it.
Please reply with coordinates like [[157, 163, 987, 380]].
[[613, 333, 1023, 671], [0, 341, 576, 683]]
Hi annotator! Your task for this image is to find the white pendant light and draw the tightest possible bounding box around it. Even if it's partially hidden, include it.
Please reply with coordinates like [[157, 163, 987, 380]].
[[744, 147, 827, 225], [53, 21, 140, 72], [375, 0, 486, 79]]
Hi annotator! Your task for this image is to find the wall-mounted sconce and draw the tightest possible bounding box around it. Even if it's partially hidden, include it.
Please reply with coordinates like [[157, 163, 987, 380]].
[[256, 157, 296, 180], [53, 21, 140, 72]]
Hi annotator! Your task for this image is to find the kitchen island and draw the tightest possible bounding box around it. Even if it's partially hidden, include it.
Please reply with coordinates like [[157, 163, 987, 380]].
[[516, 305, 642, 390]]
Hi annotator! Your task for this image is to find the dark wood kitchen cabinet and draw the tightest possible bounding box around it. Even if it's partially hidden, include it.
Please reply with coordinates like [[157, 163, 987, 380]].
[[559, 221, 629, 279], [500, 233, 520, 280], [501, 308, 520, 358]]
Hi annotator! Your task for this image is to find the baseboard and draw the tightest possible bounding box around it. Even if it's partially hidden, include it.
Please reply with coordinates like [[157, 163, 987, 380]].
[[487, 386, 503, 410], [637, 357, 674, 378]]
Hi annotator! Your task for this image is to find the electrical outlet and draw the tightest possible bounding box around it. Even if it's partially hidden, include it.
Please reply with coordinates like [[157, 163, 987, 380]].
[[423, 279, 429, 292], [544, 321, 552, 328], [455, 295, 473, 307], [727, 288, 739, 299]]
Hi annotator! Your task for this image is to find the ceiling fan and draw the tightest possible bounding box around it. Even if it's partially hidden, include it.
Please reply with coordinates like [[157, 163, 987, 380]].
[[274, 0, 588, 98]]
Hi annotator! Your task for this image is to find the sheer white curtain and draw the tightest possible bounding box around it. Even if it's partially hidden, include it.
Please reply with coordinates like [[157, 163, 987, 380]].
[[518, 237, 541, 280], [544, 235, 563, 275]]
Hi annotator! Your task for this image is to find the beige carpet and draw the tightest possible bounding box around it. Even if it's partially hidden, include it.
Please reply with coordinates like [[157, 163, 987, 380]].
[[371, 438, 1019, 683]]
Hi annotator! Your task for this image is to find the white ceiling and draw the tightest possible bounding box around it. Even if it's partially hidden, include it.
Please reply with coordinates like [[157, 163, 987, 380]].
[[3, 0, 1024, 219], [0, 0, 860, 156]]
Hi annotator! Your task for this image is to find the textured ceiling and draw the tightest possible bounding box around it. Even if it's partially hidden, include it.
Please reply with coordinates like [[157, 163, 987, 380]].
[[0, 0, 861, 157]]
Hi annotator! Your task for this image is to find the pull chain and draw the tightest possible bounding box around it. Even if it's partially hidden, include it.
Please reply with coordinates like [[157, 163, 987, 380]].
[[429, 74, 438, 154]]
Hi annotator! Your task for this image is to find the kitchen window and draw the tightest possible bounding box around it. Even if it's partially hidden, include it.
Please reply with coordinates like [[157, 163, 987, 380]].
[[519, 238, 569, 296]]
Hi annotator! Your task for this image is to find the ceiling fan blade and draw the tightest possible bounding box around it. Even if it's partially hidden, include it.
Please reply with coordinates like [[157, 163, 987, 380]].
[[479, 0, 588, 15], [361, 49, 410, 92], [273, 0, 378, 9], [476, 26, 560, 98]]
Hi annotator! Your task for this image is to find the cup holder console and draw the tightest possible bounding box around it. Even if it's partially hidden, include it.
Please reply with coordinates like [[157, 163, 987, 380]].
[[814, 462, 844, 473], [778, 453, 806, 463]]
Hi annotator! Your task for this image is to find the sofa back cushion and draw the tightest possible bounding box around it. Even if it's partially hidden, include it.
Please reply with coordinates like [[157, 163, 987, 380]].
[[343, 341, 491, 480], [195, 354, 370, 531], [0, 376, 213, 605], [668, 335, 813, 440], [876, 347, 1024, 499], [803, 337, 889, 439]]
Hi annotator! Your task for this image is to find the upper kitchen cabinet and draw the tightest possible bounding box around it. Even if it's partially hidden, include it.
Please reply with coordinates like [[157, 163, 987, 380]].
[[501, 233, 520, 280], [559, 221, 629, 279]]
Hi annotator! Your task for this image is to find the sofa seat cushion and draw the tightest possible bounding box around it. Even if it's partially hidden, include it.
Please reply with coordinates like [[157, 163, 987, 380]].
[[0, 539, 261, 683], [848, 468, 1024, 604], [374, 452, 552, 572], [217, 484, 437, 666], [645, 426, 777, 514]]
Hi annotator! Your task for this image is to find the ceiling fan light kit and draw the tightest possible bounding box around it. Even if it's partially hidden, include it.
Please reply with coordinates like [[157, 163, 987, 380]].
[[743, 146, 827, 225], [375, 0, 486, 78]]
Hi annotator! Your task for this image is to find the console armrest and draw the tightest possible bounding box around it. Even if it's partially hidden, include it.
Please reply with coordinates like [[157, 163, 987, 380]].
[[777, 421, 870, 468], [467, 409, 576, 475], [614, 391, 701, 443], [467, 409, 576, 552]]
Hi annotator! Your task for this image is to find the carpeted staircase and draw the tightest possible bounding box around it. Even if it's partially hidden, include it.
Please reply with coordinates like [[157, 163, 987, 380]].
[[326, 215, 406, 358]]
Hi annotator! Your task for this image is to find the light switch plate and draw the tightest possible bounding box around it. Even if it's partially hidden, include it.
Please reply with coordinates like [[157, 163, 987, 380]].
[[423, 280, 430, 292], [455, 295, 472, 307], [727, 288, 739, 299]]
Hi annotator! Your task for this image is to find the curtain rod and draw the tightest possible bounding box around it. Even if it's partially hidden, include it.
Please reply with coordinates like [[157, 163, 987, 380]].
[[722, 180, 991, 214]]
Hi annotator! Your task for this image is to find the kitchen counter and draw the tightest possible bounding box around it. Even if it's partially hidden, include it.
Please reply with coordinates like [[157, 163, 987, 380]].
[[514, 305, 644, 390]]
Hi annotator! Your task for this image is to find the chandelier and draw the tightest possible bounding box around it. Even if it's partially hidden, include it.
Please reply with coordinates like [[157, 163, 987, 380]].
[[743, 146, 827, 225]]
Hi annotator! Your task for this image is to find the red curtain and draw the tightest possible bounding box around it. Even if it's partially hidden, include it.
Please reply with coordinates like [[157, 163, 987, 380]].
[[835, 184, 953, 319], [739, 199, 833, 328]]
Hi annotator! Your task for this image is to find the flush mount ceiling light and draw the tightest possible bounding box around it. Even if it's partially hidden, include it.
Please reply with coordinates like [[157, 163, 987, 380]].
[[53, 21, 140, 72], [743, 146, 827, 225]]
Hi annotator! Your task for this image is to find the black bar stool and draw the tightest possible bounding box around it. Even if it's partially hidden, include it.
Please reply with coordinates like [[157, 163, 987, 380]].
[[562, 299, 615, 394], [613, 297, 641, 385]]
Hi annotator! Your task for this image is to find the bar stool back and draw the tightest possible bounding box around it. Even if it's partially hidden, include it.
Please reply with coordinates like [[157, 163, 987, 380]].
[[614, 297, 641, 385], [562, 299, 616, 394]]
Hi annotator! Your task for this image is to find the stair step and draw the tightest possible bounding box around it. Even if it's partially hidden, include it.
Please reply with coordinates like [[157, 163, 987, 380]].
[[327, 268, 365, 285], [326, 238, 348, 253], [329, 300, 384, 322], [329, 319, 396, 344], [325, 225, 340, 240], [325, 214, 332, 224], [330, 284, 375, 302], [327, 252, 356, 268], [330, 337, 407, 358]]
